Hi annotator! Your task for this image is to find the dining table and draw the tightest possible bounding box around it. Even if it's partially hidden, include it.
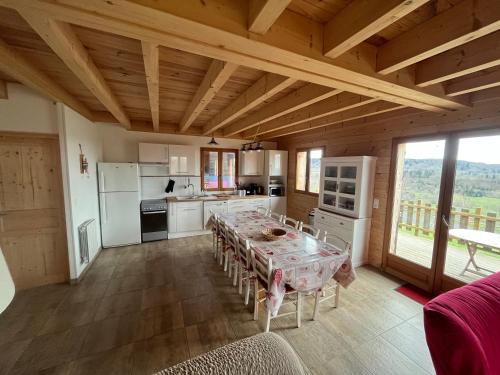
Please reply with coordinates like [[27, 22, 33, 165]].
[[218, 210, 356, 316]]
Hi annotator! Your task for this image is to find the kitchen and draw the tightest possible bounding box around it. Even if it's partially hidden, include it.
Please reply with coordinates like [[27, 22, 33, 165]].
[[98, 141, 288, 247]]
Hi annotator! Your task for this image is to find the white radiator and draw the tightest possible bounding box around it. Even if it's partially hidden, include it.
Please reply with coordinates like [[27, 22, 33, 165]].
[[78, 219, 98, 264]]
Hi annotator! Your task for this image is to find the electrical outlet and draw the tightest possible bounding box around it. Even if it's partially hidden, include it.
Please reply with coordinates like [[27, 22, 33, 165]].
[[373, 198, 379, 209]]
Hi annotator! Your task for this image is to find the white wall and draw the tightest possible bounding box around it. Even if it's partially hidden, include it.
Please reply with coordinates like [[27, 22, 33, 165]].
[[97, 123, 275, 162], [58, 104, 103, 279], [0, 83, 57, 134]]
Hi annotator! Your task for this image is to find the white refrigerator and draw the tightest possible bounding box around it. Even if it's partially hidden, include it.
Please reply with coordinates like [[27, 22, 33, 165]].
[[98, 163, 141, 248]]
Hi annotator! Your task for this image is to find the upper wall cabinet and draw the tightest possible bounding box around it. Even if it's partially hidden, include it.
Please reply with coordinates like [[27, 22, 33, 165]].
[[239, 150, 264, 176], [169, 145, 200, 176], [266, 150, 288, 176], [138, 143, 169, 164]]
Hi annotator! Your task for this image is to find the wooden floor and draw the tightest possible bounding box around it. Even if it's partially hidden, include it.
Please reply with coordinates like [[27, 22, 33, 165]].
[[395, 231, 500, 283], [0, 235, 435, 375]]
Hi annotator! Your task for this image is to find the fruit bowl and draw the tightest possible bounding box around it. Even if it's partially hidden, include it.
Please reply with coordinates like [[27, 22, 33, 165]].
[[262, 227, 287, 241]]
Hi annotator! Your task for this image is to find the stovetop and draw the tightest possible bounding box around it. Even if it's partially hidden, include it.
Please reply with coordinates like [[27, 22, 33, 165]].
[[140, 199, 168, 211]]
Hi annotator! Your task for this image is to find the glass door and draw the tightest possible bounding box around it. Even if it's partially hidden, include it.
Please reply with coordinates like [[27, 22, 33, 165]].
[[385, 138, 447, 290], [438, 134, 500, 289], [321, 163, 338, 209]]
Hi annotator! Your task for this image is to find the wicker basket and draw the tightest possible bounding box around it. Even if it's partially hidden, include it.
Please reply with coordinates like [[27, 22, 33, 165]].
[[262, 227, 287, 241]]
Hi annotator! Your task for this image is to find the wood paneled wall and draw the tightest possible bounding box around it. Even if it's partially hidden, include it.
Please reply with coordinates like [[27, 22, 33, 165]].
[[278, 96, 500, 267]]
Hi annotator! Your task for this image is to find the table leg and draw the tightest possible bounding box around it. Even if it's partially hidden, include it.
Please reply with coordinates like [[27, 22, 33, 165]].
[[461, 242, 479, 275]]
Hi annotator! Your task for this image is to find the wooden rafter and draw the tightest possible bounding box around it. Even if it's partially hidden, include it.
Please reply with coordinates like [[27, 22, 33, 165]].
[[377, 0, 500, 74], [324, 0, 429, 58], [202, 73, 296, 135], [446, 69, 500, 96], [259, 102, 405, 139], [248, 0, 291, 34], [415, 31, 500, 87], [0, 80, 7, 99], [141, 41, 159, 132], [21, 12, 130, 128], [179, 59, 237, 133], [0, 0, 467, 112], [223, 84, 341, 136], [242, 92, 377, 137], [0, 37, 93, 119]]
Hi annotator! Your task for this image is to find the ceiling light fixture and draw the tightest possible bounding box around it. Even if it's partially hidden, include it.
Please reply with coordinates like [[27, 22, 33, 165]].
[[208, 135, 219, 146]]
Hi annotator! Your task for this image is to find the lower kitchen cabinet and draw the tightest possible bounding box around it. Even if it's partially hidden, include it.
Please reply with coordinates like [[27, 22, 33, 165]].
[[168, 201, 203, 233], [204, 200, 228, 228]]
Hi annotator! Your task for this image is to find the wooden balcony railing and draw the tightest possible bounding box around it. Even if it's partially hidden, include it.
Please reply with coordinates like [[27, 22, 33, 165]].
[[398, 200, 499, 237]]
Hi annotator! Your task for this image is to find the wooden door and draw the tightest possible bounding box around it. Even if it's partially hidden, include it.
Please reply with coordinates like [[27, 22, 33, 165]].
[[0, 133, 68, 290]]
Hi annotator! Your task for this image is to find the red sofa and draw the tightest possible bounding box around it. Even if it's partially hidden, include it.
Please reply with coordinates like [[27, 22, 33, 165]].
[[424, 272, 500, 375]]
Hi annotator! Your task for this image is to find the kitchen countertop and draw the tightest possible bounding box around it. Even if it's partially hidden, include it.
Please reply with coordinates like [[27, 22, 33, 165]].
[[166, 194, 270, 203]]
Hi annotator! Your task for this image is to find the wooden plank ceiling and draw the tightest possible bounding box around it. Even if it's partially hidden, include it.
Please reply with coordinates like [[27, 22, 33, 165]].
[[0, 0, 499, 140]]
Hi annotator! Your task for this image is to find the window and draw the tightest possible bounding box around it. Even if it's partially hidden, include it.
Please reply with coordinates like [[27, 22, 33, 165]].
[[201, 148, 238, 191], [295, 148, 324, 194]]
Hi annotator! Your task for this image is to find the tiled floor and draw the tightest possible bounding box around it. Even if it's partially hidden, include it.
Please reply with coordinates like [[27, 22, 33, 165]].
[[0, 235, 435, 374]]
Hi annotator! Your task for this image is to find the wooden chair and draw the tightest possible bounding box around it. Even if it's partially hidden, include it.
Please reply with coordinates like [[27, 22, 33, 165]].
[[283, 216, 300, 229], [256, 207, 268, 215], [267, 211, 284, 223], [225, 226, 238, 279], [312, 235, 352, 320], [251, 248, 303, 333], [216, 217, 227, 266], [320, 229, 328, 242], [236, 236, 253, 305], [299, 222, 320, 239], [210, 211, 222, 260]]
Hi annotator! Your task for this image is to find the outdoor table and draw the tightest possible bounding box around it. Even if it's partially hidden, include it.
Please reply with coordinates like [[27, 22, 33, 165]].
[[218, 211, 356, 316], [449, 229, 500, 276]]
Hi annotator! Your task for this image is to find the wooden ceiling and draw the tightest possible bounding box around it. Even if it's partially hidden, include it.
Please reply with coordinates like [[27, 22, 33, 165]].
[[0, 0, 498, 140]]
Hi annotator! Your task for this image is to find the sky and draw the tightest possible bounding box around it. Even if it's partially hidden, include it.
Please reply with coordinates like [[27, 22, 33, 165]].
[[404, 135, 500, 164]]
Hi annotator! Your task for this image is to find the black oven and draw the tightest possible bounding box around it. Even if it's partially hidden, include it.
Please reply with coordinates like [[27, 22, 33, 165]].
[[269, 185, 284, 196], [140, 200, 168, 242]]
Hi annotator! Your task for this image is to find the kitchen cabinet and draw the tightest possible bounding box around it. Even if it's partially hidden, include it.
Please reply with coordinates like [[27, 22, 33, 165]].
[[239, 151, 264, 176], [266, 150, 288, 176], [168, 201, 203, 233], [318, 156, 376, 219], [139, 143, 169, 164], [204, 200, 228, 229], [314, 209, 371, 267], [169, 145, 200, 176]]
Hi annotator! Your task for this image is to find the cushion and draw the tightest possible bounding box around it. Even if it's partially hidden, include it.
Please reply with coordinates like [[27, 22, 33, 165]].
[[154, 332, 306, 375], [424, 272, 500, 375]]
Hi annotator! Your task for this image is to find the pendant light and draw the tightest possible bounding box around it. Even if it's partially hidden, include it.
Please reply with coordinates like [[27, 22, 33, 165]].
[[208, 135, 219, 146]]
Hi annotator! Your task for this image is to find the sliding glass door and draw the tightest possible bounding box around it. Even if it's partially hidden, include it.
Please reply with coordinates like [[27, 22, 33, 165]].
[[384, 130, 500, 292]]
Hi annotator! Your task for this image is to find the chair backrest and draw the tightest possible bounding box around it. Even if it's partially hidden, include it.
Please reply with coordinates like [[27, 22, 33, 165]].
[[324, 233, 352, 253], [226, 226, 237, 249], [299, 223, 320, 239], [320, 229, 328, 242], [283, 216, 300, 229], [209, 210, 219, 231], [237, 236, 251, 269], [256, 207, 268, 215], [250, 248, 272, 289], [268, 211, 283, 223]]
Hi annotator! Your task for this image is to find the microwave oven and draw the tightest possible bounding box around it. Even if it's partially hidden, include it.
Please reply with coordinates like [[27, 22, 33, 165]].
[[269, 185, 284, 196]]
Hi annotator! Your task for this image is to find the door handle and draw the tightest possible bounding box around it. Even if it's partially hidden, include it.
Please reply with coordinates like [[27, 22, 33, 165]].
[[442, 214, 449, 228]]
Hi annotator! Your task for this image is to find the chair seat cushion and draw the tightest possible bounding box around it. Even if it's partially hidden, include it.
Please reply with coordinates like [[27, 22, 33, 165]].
[[154, 333, 306, 375]]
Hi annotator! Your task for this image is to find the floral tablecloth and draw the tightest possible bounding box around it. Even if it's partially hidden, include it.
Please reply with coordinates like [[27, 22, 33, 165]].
[[218, 211, 356, 316]]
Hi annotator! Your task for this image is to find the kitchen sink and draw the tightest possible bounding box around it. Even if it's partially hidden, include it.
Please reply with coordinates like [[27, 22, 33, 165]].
[[176, 195, 217, 201]]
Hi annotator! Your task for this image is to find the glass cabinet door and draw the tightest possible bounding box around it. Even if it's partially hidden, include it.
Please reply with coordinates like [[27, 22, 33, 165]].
[[323, 179, 338, 193], [325, 165, 338, 178], [340, 166, 357, 179]]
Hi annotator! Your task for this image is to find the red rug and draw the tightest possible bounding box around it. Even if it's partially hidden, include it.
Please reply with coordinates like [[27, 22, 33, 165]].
[[395, 283, 434, 305]]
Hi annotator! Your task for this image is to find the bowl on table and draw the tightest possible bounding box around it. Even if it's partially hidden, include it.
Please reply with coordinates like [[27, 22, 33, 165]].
[[262, 227, 287, 241]]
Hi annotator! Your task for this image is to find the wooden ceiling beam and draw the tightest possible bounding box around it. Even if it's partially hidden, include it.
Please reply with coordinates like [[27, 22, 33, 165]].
[[259, 101, 405, 139], [202, 73, 296, 135], [141, 41, 160, 132], [242, 92, 377, 137], [248, 0, 291, 34], [223, 84, 341, 137], [21, 12, 130, 128], [0, 80, 7, 99], [0, 0, 467, 112], [415, 31, 500, 87], [179, 59, 238, 133], [446, 69, 500, 97], [324, 0, 429, 58], [0, 37, 93, 120], [377, 0, 500, 75]]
